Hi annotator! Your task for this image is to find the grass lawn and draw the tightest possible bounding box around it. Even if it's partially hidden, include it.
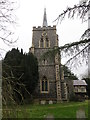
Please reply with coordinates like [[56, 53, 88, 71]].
[[2, 100, 88, 119]]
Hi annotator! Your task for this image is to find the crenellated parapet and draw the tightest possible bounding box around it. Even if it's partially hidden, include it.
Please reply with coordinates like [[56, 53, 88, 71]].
[[33, 25, 56, 31], [32, 25, 57, 49]]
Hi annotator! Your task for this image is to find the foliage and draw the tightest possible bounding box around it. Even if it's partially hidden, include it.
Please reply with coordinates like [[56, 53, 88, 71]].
[[54, 0, 90, 23], [83, 77, 90, 98], [40, 0, 90, 74], [2, 48, 39, 105], [40, 47, 60, 61], [63, 65, 78, 80], [24, 53, 39, 94], [60, 39, 89, 66], [69, 93, 78, 102], [53, 0, 90, 69], [0, 0, 19, 107], [69, 93, 85, 102]]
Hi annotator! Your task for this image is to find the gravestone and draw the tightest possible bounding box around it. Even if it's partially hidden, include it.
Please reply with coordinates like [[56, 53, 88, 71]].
[[45, 114, 54, 120], [76, 109, 86, 120], [49, 100, 53, 104], [41, 100, 46, 105]]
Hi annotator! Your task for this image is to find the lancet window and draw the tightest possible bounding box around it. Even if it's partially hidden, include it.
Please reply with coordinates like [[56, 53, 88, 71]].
[[40, 76, 49, 93]]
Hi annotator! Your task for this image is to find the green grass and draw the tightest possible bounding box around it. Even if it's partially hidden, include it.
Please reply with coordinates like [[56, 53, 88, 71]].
[[3, 100, 88, 119]]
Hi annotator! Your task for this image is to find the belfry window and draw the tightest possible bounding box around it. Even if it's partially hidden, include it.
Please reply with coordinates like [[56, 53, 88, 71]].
[[46, 38, 49, 48], [41, 76, 49, 93], [42, 59, 47, 65], [43, 59, 45, 64], [40, 38, 43, 48]]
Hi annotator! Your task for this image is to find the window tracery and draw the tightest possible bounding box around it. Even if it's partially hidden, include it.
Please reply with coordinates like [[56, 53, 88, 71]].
[[40, 76, 49, 93], [39, 32, 50, 48]]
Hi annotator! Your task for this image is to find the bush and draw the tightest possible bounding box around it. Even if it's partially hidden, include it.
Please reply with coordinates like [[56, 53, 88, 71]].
[[69, 93, 85, 102]]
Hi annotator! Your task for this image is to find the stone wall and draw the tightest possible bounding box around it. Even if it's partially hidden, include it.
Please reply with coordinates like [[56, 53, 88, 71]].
[[32, 26, 57, 48], [32, 26, 58, 101]]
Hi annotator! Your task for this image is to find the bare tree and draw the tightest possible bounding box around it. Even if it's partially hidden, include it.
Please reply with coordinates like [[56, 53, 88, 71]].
[[0, 1, 24, 112], [0, 0, 19, 60], [0, 0, 18, 44]]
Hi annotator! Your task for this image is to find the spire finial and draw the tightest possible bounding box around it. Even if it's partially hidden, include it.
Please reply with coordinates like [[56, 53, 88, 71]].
[[43, 8, 48, 27]]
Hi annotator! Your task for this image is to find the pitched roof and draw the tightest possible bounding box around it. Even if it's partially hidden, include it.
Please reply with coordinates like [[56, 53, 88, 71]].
[[73, 80, 87, 86]]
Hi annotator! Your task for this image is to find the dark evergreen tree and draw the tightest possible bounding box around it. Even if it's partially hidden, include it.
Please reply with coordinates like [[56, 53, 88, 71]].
[[24, 53, 39, 94], [63, 65, 78, 80], [82, 77, 90, 98], [2, 48, 39, 104]]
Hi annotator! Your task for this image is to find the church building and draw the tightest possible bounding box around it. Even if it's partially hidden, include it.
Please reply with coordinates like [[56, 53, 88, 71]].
[[30, 8, 69, 103]]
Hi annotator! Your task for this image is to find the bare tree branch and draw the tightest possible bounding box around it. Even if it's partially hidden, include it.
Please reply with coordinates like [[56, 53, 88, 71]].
[[0, 0, 18, 46], [60, 39, 90, 50], [54, 0, 90, 23], [52, 0, 90, 70], [65, 43, 89, 66]]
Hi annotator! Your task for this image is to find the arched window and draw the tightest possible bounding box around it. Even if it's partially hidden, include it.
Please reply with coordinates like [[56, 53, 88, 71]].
[[40, 76, 49, 93], [45, 37, 50, 48], [43, 59, 46, 65], [40, 37, 43, 48], [42, 59, 48, 65], [46, 37, 49, 48]]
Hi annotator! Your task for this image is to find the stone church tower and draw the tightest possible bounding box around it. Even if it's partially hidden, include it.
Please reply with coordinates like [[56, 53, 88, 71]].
[[30, 8, 67, 103]]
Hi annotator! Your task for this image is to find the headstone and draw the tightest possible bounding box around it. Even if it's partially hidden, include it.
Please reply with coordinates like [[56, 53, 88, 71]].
[[45, 114, 54, 120], [49, 100, 53, 104], [76, 109, 86, 120], [41, 100, 46, 105]]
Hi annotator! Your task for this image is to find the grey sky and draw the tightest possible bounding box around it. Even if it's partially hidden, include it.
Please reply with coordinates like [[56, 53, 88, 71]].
[[1, 0, 88, 78], [14, 0, 87, 52]]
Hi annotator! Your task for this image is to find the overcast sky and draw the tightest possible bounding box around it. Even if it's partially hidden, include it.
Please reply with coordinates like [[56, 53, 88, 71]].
[[2, 0, 87, 53], [14, 0, 87, 52], [1, 0, 88, 78]]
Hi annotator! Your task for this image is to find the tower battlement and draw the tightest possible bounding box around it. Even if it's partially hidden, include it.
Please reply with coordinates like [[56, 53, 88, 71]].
[[33, 25, 56, 31]]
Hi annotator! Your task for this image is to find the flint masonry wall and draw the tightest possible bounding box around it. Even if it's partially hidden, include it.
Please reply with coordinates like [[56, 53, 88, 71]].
[[33, 26, 58, 101]]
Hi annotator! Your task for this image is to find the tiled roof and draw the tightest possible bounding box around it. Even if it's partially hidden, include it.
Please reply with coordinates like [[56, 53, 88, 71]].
[[73, 80, 87, 86]]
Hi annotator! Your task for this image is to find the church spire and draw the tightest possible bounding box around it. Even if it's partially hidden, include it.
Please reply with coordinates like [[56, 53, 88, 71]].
[[43, 8, 48, 27]]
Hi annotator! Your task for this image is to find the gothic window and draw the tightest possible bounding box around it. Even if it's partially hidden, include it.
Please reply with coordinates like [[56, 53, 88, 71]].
[[41, 32, 50, 48], [42, 59, 47, 65], [41, 76, 49, 93], [40, 37, 43, 48], [46, 38, 49, 48]]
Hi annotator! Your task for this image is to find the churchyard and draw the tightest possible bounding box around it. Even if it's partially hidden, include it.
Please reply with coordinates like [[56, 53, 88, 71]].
[[2, 100, 88, 119]]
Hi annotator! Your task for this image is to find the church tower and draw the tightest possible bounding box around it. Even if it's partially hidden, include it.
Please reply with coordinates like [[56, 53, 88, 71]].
[[30, 8, 67, 103]]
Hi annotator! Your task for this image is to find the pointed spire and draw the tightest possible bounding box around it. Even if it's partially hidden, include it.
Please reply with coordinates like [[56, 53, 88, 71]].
[[43, 8, 48, 27]]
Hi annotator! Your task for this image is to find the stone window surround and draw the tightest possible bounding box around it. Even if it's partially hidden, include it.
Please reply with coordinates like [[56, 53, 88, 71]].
[[40, 76, 49, 93], [39, 36, 50, 48]]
